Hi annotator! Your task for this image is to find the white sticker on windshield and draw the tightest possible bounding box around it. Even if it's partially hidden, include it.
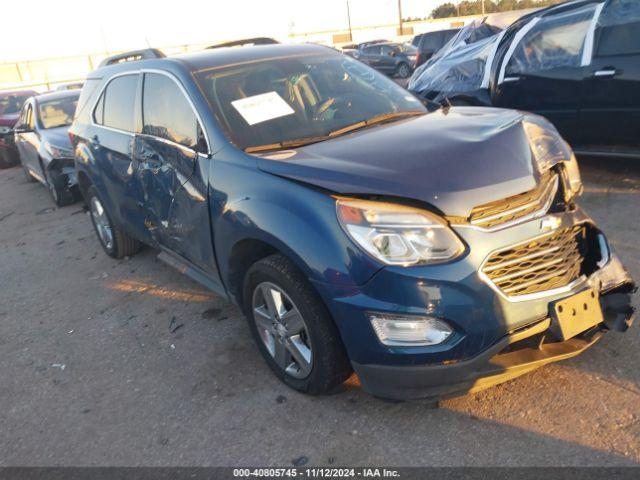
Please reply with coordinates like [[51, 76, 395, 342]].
[[231, 91, 295, 126]]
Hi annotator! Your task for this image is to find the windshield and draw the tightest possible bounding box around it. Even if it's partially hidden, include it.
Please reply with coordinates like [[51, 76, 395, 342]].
[[0, 94, 31, 116], [38, 96, 79, 129], [195, 53, 425, 151]]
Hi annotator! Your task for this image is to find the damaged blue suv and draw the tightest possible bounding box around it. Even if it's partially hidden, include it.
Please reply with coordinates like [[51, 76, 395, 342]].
[[69, 44, 635, 401]]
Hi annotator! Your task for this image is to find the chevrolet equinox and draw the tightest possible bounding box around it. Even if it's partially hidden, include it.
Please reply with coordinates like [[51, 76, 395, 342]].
[[69, 44, 635, 400]]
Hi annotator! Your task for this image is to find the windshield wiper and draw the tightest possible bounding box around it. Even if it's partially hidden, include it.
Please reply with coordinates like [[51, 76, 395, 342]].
[[244, 110, 425, 154], [326, 110, 425, 138], [244, 135, 331, 153]]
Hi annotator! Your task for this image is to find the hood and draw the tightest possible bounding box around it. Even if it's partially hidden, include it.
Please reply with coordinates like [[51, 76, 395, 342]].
[[255, 107, 539, 218], [0, 114, 19, 128], [40, 126, 73, 149]]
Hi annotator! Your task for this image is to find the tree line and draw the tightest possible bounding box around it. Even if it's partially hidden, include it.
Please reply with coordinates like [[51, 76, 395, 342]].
[[429, 0, 564, 19]]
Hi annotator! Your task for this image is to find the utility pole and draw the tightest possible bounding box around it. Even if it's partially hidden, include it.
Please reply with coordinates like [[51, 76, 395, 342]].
[[397, 0, 403, 35], [482, 0, 485, 15], [346, 0, 353, 42]]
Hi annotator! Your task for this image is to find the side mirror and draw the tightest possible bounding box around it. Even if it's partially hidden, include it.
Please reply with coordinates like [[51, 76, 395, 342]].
[[390, 50, 397, 57]]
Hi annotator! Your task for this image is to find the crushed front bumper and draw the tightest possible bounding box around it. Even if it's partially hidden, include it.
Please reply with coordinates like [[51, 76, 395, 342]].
[[316, 207, 635, 401], [353, 286, 634, 401]]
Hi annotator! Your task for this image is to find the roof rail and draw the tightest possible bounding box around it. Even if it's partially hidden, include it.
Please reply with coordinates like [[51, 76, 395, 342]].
[[206, 37, 280, 49], [98, 48, 166, 68]]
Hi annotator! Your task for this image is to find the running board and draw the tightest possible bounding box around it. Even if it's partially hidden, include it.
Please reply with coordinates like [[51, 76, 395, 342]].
[[157, 250, 229, 300]]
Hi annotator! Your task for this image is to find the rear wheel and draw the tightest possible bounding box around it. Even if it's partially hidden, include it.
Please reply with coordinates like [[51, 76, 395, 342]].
[[243, 254, 352, 394], [87, 185, 141, 259], [396, 62, 412, 79]]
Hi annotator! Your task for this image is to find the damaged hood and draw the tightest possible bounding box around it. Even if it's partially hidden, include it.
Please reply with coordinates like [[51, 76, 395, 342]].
[[256, 107, 539, 218]]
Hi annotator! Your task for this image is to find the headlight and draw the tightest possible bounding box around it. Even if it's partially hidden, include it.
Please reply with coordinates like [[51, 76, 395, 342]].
[[44, 141, 74, 158], [523, 116, 582, 200], [336, 197, 464, 266]]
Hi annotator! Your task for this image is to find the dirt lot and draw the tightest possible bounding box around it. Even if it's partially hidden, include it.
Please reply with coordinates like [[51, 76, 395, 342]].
[[0, 156, 639, 467]]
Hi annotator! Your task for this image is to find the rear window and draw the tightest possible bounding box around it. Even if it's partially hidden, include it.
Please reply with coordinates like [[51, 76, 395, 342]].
[[96, 74, 138, 132], [38, 95, 79, 129], [0, 93, 31, 116], [74, 78, 101, 123], [420, 32, 443, 52]]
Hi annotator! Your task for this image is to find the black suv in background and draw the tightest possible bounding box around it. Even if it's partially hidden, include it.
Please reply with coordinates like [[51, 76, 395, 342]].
[[412, 28, 460, 67], [355, 42, 417, 78]]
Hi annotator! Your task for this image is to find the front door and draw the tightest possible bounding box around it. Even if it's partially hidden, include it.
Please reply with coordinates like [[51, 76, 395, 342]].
[[134, 72, 218, 276], [16, 103, 42, 181], [493, 4, 599, 144], [579, 0, 640, 150]]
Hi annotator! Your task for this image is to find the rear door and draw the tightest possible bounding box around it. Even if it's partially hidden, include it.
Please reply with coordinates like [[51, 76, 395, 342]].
[[579, 0, 640, 150], [133, 71, 217, 275], [379, 45, 397, 73], [493, 4, 598, 144], [91, 73, 149, 241]]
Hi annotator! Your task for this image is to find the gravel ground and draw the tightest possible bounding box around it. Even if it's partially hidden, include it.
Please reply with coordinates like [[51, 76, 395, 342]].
[[0, 156, 638, 467]]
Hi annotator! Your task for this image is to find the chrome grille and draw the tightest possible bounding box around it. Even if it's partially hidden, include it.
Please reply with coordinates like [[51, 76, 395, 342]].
[[467, 174, 558, 229], [481, 225, 585, 297]]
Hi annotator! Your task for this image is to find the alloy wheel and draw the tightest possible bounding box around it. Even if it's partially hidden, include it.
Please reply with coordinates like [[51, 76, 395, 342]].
[[90, 196, 114, 251], [251, 282, 313, 379]]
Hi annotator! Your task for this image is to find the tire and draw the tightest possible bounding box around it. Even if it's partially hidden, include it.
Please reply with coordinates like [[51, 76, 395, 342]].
[[0, 149, 17, 169], [396, 62, 412, 79], [87, 185, 141, 259], [46, 170, 75, 207], [243, 254, 352, 394]]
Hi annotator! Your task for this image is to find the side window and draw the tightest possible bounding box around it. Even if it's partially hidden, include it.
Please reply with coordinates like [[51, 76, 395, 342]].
[[381, 45, 394, 56], [421, 32, 442, 52], [26, 105, 35, 130], [98, 74, 138, 131], [142, 73, 202, 150], [506, 5, 597, 75], [595, 1, 640, 57], [365, 46, 381, 55]]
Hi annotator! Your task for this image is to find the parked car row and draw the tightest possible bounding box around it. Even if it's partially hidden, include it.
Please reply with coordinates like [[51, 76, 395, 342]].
[[343, 40, 418, 78], [409, 0, 640, 158], [52, 41, 634, 401]]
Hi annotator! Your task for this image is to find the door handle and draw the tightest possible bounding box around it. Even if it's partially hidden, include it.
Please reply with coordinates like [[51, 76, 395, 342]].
[[503, 76, 521, 83], [593, 69, 617, 78]]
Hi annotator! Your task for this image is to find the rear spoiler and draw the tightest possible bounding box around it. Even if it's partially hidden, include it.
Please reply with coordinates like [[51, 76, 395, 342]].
[[98, 48, 166, 68], [207, 37, 279, 49]]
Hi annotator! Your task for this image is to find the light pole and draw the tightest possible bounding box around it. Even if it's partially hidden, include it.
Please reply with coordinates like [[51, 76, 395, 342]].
[[345, 0, 353, 42], [397, 0, 403, 35]]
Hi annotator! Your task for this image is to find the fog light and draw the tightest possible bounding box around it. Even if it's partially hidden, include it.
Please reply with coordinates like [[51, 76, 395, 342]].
[[368, 313, 453, 346]]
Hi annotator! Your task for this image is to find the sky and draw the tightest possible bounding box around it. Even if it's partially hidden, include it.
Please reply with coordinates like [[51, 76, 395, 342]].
[[0, 0, 445, 62]]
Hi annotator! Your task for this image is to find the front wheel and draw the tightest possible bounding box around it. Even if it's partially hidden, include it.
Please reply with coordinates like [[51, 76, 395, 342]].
[[46, 170, 75, 207], [243, 254, 352, 394], [396, 62, 412, 79], [87, 185, 141, 259]]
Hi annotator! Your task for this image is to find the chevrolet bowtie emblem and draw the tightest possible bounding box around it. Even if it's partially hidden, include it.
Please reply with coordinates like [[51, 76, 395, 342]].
[[540, 216, 562, 232]]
